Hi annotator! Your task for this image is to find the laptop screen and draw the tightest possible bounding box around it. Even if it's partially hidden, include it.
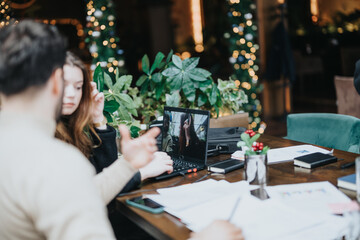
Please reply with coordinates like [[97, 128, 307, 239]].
[[162, 106, 210, 165]]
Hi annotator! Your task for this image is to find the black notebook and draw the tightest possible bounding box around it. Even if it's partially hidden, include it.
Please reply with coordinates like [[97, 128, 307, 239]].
[[293, 152, 337, 169], [208, 158, 244, 174]]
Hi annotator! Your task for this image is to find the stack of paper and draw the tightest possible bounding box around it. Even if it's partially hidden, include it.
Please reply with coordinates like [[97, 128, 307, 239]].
[[147, 180, 355, 240], [267, 144, 332, 164]]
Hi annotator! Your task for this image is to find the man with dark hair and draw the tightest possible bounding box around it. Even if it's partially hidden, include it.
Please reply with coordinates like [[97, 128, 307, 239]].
[[0, 20, 162, 240]]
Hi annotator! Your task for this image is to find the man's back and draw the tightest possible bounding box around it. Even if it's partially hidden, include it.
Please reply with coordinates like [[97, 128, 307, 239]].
[[0, 111, 115, 240]]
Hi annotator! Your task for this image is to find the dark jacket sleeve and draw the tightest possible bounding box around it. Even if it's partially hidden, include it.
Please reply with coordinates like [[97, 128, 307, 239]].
[[90, 125, 142, 193], [90, 125, 118, 174], [354, 59, 360, 95]]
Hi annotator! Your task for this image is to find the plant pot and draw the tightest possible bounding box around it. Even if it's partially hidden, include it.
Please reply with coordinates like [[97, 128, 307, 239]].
[[244, 154, 267, 185]]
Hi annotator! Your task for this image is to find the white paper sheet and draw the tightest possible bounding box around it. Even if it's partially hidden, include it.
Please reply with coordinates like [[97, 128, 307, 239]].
[[267, 144, 331, 164], [265, 181, 351, 216]]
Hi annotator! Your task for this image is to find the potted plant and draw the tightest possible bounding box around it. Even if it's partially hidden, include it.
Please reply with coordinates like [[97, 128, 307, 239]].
[[93, 65, 141, 137], [237, 130, 269, 185]]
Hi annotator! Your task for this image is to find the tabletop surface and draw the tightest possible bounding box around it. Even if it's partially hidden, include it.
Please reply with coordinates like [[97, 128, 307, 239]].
[[116, 134, 359, 240]]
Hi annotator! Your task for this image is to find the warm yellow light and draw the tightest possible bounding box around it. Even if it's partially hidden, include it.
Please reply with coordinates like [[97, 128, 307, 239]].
[[251, 54, 256, 60], [250, 47, 256, 53], [109, 21, 114, 26], [101, 6, 106, 11], [88, 30, 93, 35], [100, 25, 105, 30], [251, 93, 256, 99], [87, 11, 92, 15], [235, 80, 240, 87], [233, 27, 239, 33], [107, 63, 112, 68], [90, 16, 95, 22], [191, 0, 204, 53], [111, 43, 117, 48], [110, 38, 115, 43], [337, 28, 344, 34], [253, 111, 259, 117], [310, 0, 319, 23], [103, 40, 108, 46], [245, 53, 251, 59], [247, 42, 253, 47], [113, 60, 119, 66], [195, 44, 204, 53], [234, 64, 240, 70], [94, 21, 99, 27], [241, 50, 246, 55], [246, 20, 252, 26], [240, 38, 246, 44], [181, 51, 191, 59], [92, 52, 98, 58], [232, 52, 239, 58], [253, 75, 258, 80], [248, 60, 254, 66], [109, 67, 114, 72]]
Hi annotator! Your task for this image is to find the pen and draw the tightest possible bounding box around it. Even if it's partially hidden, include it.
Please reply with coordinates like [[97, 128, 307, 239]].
[[228, 196, 241, 222], [340, 162, 355, 169]]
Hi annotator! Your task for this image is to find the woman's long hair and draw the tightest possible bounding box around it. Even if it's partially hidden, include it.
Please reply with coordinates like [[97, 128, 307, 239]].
[[55, 51, 95, 158]]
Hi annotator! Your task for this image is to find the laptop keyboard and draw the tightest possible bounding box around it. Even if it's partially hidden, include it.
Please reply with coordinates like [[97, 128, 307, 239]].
[[172, 158, 197, 172]]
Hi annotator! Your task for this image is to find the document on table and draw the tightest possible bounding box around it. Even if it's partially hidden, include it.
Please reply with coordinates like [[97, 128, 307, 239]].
[[146, 179, 251, 212], [265, 181, 351, 215], [267, 144, 331, 164]]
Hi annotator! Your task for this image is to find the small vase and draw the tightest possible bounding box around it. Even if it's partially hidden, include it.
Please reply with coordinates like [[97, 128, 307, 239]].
[[244, 154, 267, 185]]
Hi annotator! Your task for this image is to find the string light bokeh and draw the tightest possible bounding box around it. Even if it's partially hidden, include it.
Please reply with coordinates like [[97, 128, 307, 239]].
[[225, 0, 265, 132], [0, 0, 14, 28], [85, 0, 126, 74]]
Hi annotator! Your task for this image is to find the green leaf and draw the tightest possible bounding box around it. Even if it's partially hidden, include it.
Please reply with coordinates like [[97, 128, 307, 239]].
[[183, 57, 199, 71], [93, 65, 104, 92], [117, 106, 132, 121], [250, 133, 261, 143], [168, 74, 183, 92], [142, 54, 150, 74], [115, 67, 120, 82], [261, 146, 270, 155], [130, 125, 141, 138], [197, 93, 207, 107], [113, 93, 135, 109], [182, 74, 196, 102], [166, 49, 174, 63], [209, 84, 218, 105], [172, 55, 183, 69], [104, 72, 113, 89], [136, 75, 148, 87], [166, 91, 181, 107], [155, 82, 165, 100], [128, 107, 138, 117], [150, 52, 165, 74], [152, 72, 162, 83], [103, 111, 113, 123], [199, 79, 213, 92], [162, 67, 181, 77], [188, 68, 211, 81], [104, 100, 120, 113]]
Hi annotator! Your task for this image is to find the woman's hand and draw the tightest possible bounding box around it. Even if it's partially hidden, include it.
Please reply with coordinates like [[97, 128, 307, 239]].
[[119, 125, 160, 169], [90, 82, 105, 124], [139, 152, 173, 180]]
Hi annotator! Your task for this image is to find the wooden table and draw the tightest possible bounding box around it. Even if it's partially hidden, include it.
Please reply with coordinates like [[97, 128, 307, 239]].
[[116, 134, 359, 240]]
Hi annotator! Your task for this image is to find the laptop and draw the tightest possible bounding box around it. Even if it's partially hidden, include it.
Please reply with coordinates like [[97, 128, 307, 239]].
[[155, 106, 210, 180]]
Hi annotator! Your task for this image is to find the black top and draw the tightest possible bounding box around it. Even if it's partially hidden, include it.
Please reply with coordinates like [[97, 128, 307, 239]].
[[90, 125, 141, 195]]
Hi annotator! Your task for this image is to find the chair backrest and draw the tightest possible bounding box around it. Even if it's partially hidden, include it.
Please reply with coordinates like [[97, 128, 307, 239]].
[[210, 112, 249, 128], [286, 113, 360, 153], [334, 75, 360, 118]]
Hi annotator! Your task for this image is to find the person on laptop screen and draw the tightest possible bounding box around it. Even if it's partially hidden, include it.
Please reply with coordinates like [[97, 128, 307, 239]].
[[179, 113, 206, 159]]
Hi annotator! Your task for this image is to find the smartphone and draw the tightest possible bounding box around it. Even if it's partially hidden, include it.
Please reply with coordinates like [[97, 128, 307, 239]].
[[126, 196, 164, 214]]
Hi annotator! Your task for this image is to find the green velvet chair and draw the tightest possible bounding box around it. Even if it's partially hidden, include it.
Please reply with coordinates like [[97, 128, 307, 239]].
[[286, 113, 360, 154]]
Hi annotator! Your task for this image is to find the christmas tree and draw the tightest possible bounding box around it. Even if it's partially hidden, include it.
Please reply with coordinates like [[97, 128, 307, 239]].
[[0, 0, 13, 28], [85, 0, 126, 74], [225, 0, 265, 132]]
